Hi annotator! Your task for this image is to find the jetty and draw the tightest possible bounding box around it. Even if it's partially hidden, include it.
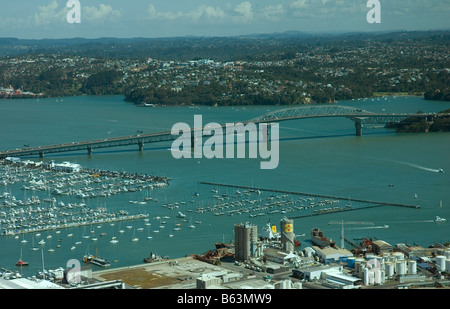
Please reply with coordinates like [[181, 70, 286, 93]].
[[200, 182, 420, 219]]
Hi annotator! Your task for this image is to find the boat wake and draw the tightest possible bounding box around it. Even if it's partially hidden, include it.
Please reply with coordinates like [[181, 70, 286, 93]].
[[396, 161, 443, 173], [349, 225, 389, 230], [387, 220, 434, 224]]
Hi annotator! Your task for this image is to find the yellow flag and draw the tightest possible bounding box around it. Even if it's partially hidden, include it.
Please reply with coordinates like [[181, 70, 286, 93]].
[[271, 225, 277, 233]]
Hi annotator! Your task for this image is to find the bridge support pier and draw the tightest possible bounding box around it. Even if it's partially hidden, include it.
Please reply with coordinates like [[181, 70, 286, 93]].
[[354, 121, 363, 137], [87, 146, 92, 156], [138, 141, 144, 152], [39, 151, 44, 158], [259, 123, 271, 143]]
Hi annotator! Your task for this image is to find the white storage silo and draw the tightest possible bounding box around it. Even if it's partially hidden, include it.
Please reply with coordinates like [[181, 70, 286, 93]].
[[363, 268, 370, 286], [374, 269, 382, 285], [396, 260, 406, 276], [380, 269, 386, 284], [444, 250, 450, 259], [393, 252, 404, 260], [385, 262, 395, 278], [369, 270, 375, 285], [408, 260, 417, 275], [436, 256, 446, 272]]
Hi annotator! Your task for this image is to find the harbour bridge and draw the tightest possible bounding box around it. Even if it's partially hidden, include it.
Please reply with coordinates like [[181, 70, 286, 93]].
[[0, 105, 447, 159]]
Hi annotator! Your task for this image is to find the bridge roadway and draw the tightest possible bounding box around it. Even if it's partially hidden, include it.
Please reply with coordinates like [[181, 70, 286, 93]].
[[0, 105, 447, 159]]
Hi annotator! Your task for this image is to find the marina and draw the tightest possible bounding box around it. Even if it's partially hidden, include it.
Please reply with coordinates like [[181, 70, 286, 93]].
[[0, 95, 448, 280], [0, 158, 167, 236]]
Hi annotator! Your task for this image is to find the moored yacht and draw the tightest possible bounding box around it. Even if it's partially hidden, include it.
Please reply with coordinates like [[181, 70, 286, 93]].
[[435, 216, 446, 222]]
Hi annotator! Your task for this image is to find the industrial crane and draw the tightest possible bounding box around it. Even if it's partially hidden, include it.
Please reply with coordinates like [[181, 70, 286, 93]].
[[328, 220, 374, 249]]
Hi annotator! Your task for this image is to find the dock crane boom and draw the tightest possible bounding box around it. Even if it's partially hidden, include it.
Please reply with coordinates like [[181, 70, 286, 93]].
[[328, 220, 374, 248]]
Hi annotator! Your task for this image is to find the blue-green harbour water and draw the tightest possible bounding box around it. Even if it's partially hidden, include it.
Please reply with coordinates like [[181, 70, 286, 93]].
[[0, 95, 449, 277]]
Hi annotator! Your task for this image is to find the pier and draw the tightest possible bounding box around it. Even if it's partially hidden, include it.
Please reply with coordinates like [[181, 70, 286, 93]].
[[200, 181, 420, 219]]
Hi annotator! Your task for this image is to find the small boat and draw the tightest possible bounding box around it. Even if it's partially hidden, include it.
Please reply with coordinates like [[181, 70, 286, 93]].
[[83, 254, 111, 267], [16, 249, 29, 267], [438, 168, 444, 173], [132, 229, 139, 241], [177, 212, 186, 218], [435, 216, 446, 222], [16, 259, 29, 267]]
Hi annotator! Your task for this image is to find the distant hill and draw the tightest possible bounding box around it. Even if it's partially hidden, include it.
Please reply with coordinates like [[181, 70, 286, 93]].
[[1, 30, 448, 61]]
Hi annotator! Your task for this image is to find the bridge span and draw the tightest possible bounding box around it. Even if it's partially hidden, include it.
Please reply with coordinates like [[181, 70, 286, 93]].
[[0, 105, 447, 159]]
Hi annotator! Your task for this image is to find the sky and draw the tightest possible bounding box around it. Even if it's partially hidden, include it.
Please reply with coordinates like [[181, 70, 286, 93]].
[[1, 0, 449, 39]]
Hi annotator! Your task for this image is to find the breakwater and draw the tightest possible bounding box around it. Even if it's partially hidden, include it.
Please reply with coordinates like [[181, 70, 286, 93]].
[[200, 181, 420, 219]]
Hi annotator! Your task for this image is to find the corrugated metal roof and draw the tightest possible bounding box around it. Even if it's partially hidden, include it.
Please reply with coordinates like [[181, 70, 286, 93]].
[[0, 278, 65, 289]]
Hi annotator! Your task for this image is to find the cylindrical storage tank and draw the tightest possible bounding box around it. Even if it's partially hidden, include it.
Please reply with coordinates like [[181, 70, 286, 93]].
[[374, 269, 381, 285], [358, 261, 367, 278], [385, 262, 395, 278], [436, 256, 446, 272], [396, 260, 406, 276], [444, 250, 450, 259], [280, 218, 294, 253], [368, 270, 375, 285], [355, 259, 365, 275], [393, 252, 404, 260], [347, 257, 355, 269], [363, 268, 370, 286], [408, 260, 417, 275], [365, 254, 376, 261], [380, 269, 386, 284], [379, 257, 385, 267]]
